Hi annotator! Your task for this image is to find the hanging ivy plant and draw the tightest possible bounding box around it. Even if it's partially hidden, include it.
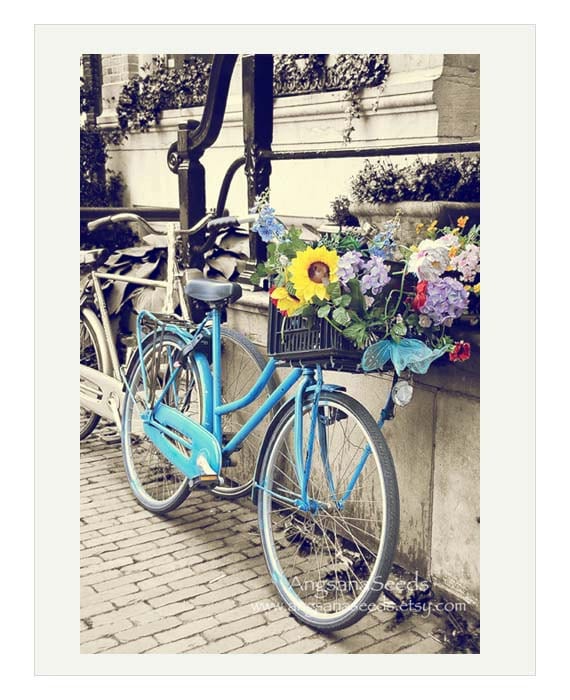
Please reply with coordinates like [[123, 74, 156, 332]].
[[114, 55, 212, 136], [331, 54, 390, 142], [273, 54, 390, 142], [114, 54, 389, 143]]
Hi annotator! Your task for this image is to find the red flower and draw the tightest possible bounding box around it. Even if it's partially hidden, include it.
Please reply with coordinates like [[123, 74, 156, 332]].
[[411, 280, 429, 311], [269, 286, 279, 309], [449, 341, 471, 362]]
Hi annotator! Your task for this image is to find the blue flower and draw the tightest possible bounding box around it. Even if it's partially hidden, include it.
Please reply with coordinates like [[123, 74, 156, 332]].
[[252, 205, 287, 243]]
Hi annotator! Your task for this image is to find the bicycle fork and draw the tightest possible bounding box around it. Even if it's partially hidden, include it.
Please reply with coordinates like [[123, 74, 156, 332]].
[[291, 369, 398, 514]]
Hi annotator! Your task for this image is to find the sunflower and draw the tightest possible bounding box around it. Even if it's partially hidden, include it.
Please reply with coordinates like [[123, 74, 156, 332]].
[[288, 246, 339, 302], [270, 286, 302, 316]]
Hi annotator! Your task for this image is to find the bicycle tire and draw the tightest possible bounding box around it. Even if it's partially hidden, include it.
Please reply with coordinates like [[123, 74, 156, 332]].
[[213, 327, 280, 499], [121, 331, 201, 514], [80, 309, 106, 440], [257, 390, 399, 632]]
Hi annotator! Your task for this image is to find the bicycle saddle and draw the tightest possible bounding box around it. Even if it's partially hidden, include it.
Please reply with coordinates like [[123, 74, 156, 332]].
[[184, 278, 243, 305]]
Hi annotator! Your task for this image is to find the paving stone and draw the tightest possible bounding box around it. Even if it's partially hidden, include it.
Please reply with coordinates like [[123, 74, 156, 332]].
[[361, 631, 424, 654], [89, 602, 155, 627], [202, 613, 266, 643], [319, 632, 377, 654], [398, 636, 444, 653], [264, 605, 293, 623], [194, 635, 244, 653], [80, 601, 114, 620], [154, 617, 219, 644], [132, 542, 187, 561], [148, 585, 210, 609], [82, 556, 134, 575], [189, 583, 249, 607], [81, 569, 122, 587], [145, 555, 202, 576], [81, 618, 133, 643], [81, 637, 120, 654], [280, 624, 319, 644], [238, 616, 299, 645], [107, 637, 159, 654], [179, 598, 236, 623], [214, 603, 259, 625], [81, 583, 140, 605], [92, 570, 152, 592], [115, 617, 182, 643], [235, 584, 279, 606], [192, 552, 247, 574], [146, 636, 208, 653], [101, 542, 157, 561]]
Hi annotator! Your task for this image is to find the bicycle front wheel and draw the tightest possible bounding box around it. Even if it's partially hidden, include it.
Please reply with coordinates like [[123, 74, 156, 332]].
[[121, 331, 202, 514], [257, 390, 399, 632]]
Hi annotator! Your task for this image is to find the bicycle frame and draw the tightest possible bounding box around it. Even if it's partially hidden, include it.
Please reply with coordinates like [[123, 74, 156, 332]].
[[80, 224, 190, 427], [133, 306, 395, 510]]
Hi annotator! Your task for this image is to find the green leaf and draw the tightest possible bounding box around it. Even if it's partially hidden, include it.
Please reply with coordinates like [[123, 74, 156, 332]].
[[327, 281, 342, 300], [332, 307, 351, 326], [338, 294, 352, 308], [317, 304, 331, 318], [346, 278, 366, 314], [392, 321, 407, 337], [341, 321, 369, 348]]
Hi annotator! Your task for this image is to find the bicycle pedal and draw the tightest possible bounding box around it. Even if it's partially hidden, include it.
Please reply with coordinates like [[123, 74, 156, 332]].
[[193, 474, 224, 489]]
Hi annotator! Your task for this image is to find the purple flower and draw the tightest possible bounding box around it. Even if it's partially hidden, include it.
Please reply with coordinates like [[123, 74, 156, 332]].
[[337, 251, 364, 284], [453, 244, 480, 283], [421, 277, 469, 326], [360, 258, 390, 296]]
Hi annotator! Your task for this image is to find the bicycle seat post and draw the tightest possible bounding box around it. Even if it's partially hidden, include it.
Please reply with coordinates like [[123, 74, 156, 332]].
[[210, 305, 223, 443]]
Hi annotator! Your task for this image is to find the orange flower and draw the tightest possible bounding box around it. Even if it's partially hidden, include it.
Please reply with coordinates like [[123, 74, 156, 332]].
[[457, 216, 469, 229]]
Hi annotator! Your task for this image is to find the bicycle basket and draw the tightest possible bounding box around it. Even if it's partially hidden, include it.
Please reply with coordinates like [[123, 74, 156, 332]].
[[267, 301, 364, 373]]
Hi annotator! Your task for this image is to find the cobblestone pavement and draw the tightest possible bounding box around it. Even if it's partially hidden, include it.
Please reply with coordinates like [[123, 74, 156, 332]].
[[80, 429, 445, 654]]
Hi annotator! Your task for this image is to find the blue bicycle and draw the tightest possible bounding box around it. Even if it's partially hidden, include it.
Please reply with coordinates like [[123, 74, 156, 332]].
[[121, 214, 400, 631]]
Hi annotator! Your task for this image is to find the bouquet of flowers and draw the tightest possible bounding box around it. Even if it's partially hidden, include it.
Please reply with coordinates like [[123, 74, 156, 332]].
[[251, 196, 479, 375]]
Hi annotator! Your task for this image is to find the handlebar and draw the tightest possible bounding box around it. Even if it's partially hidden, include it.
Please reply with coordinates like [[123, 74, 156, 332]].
[[87, 211, 259, 257], [86, 212, 158, 233], [179, 213, 257, 256]]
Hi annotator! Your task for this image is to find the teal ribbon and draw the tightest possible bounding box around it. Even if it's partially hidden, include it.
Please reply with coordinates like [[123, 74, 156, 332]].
[[362, 338, 448, 375]]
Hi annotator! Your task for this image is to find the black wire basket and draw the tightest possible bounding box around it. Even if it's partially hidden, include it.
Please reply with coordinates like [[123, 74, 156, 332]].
[[267, 302, 364, 372]]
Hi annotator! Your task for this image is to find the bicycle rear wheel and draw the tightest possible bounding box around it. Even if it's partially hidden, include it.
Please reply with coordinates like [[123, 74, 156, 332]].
[[121, 331, 201, 514], [213, 328, 279, 499], [257, 390, 399, 631]]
